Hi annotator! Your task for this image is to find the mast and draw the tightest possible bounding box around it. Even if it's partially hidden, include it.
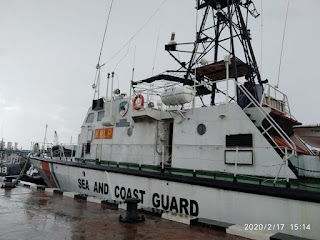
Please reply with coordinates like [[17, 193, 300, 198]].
[[43, 124, 48, 150], [165, 0, 264, 105]]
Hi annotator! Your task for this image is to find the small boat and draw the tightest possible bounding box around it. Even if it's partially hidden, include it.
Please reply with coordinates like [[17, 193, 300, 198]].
[[0, 149, 45, 185], [21, 165, 45, 185], [29, 1, 320, 239], [293, 124, 320, 148], [0, 149, 30, 178]]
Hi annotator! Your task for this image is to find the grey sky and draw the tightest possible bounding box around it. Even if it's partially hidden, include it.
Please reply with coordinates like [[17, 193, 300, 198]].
[[0, 0, 319, 149]]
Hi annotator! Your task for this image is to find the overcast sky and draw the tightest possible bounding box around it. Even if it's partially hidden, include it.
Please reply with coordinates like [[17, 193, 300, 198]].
[[1, 0, 319, 149]]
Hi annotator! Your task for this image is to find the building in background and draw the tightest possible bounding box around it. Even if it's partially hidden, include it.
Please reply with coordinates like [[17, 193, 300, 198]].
[[7, 142, 12, 150]]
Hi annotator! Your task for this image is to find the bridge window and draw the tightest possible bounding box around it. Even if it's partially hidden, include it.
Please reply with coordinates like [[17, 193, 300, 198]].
[[97, 111, 105, 121], [86, 113, 95, 123]]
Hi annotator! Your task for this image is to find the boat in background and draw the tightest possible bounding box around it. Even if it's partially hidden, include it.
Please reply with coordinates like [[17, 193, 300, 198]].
[[0, 149, 30, 178], [29, 1, 320, 239], [0, 149, 45, 185], [293, 124, 320, 148]]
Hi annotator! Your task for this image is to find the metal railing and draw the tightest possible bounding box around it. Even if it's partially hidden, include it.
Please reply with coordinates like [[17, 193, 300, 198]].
[[261, 83, 294, 119], [236, 81, 296, 183]]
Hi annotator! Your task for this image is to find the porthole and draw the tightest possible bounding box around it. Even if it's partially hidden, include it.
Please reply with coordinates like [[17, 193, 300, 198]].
[[197, 124, 206, 135], [127, 127, 133, 137]]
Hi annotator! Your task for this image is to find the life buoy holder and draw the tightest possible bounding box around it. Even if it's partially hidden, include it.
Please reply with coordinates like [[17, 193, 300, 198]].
[[133, 94, 144, 110]]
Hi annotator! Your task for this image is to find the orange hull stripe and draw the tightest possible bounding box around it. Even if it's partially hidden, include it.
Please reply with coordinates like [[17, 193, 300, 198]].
[[41, 161, 57, 188]]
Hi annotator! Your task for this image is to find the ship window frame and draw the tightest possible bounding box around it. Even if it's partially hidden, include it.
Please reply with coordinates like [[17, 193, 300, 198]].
[[197, 124, 206, 135], [127, 127, 133, 137], [226, 134, 253, 147], [224, 150, 253, 165], [97, 111, 105, 122], [86, 113, 95, 123]]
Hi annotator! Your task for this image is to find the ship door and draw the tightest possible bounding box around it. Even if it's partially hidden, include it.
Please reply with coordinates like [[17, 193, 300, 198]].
[[156, 120, 173, 166]]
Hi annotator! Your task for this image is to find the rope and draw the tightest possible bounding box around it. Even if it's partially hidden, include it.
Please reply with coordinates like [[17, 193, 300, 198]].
[[113, 40, 132, 72], [276, 0, 290, 88], [97, 0, 114, 67], [100, 0, 168, 68], [294, 166, 320, 173], [152, 30, 161, 76]]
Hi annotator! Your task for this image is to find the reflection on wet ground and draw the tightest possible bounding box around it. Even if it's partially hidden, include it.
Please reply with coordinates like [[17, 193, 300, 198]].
[[0, 185, 248, 240]]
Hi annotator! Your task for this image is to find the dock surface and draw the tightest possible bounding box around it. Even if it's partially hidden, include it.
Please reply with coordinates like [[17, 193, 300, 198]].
[[0, 183, 248, 240]]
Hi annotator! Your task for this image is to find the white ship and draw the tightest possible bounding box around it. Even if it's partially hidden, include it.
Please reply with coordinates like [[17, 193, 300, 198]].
[[30, 1, 320, 239]]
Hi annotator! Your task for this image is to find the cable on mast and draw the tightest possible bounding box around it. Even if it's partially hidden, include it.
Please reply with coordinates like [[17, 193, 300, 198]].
[[97, 0, 114, 68], [276, 0, 290, 88], [100, 0, 168, 68]]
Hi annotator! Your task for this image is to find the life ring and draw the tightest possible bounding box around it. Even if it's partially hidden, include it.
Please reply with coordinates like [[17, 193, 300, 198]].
[[133, 94, 144, 110]]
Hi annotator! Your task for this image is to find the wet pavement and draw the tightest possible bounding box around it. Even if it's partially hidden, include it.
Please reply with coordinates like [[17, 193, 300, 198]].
[[0, 184, 248, 240]]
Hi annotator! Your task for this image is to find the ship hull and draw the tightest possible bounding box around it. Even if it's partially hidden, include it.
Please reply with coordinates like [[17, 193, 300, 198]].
[[31, 157, 320, 239]]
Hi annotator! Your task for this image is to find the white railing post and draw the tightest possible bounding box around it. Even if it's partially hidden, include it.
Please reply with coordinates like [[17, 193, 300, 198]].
[[234, 146, 238, 180], [193, 146, 195, 175], [285, 147, 289, 184], [161, 145, 164, 170], [224, 55, 231, 106], [99, 141, 102, 164], [139, 145, 141, 169]]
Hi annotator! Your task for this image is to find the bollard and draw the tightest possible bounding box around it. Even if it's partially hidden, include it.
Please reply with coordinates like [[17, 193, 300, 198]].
[[1, 178, 16, 188], [119, 198, 145, 223]]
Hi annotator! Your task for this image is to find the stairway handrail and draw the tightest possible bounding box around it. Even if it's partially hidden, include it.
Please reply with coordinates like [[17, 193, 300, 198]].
[[236, 82, 297, 158]]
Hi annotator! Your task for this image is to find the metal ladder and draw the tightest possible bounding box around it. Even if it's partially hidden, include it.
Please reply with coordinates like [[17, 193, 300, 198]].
[[236, 81, 297, 181]]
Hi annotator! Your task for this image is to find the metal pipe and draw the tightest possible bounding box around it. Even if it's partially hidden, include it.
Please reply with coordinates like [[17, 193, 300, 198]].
[[105, 73, 110, 112], [110, 72, 114, 119], [234, 146, 238, 180], [161, 145, 164, 170], [224, 55, 231, 106]]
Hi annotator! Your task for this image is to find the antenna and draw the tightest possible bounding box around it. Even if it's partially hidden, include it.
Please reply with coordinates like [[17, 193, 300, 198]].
[[92, 68, 101, 100], [193, 0, 199, 111], [130, 46, 137, 99], [43, 124, 48, 150], [276, 0, 290, 88]]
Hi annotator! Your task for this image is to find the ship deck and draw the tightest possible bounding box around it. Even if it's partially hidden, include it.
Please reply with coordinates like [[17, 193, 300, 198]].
[[0, 180, 248, 240]]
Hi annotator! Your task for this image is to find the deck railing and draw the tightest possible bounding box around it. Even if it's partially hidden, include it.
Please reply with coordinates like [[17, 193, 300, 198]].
[[261, 83, 294, 119]]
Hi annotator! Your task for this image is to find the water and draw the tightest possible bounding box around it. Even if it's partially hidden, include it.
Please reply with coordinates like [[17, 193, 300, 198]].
[[0, 184, 248, 240]]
